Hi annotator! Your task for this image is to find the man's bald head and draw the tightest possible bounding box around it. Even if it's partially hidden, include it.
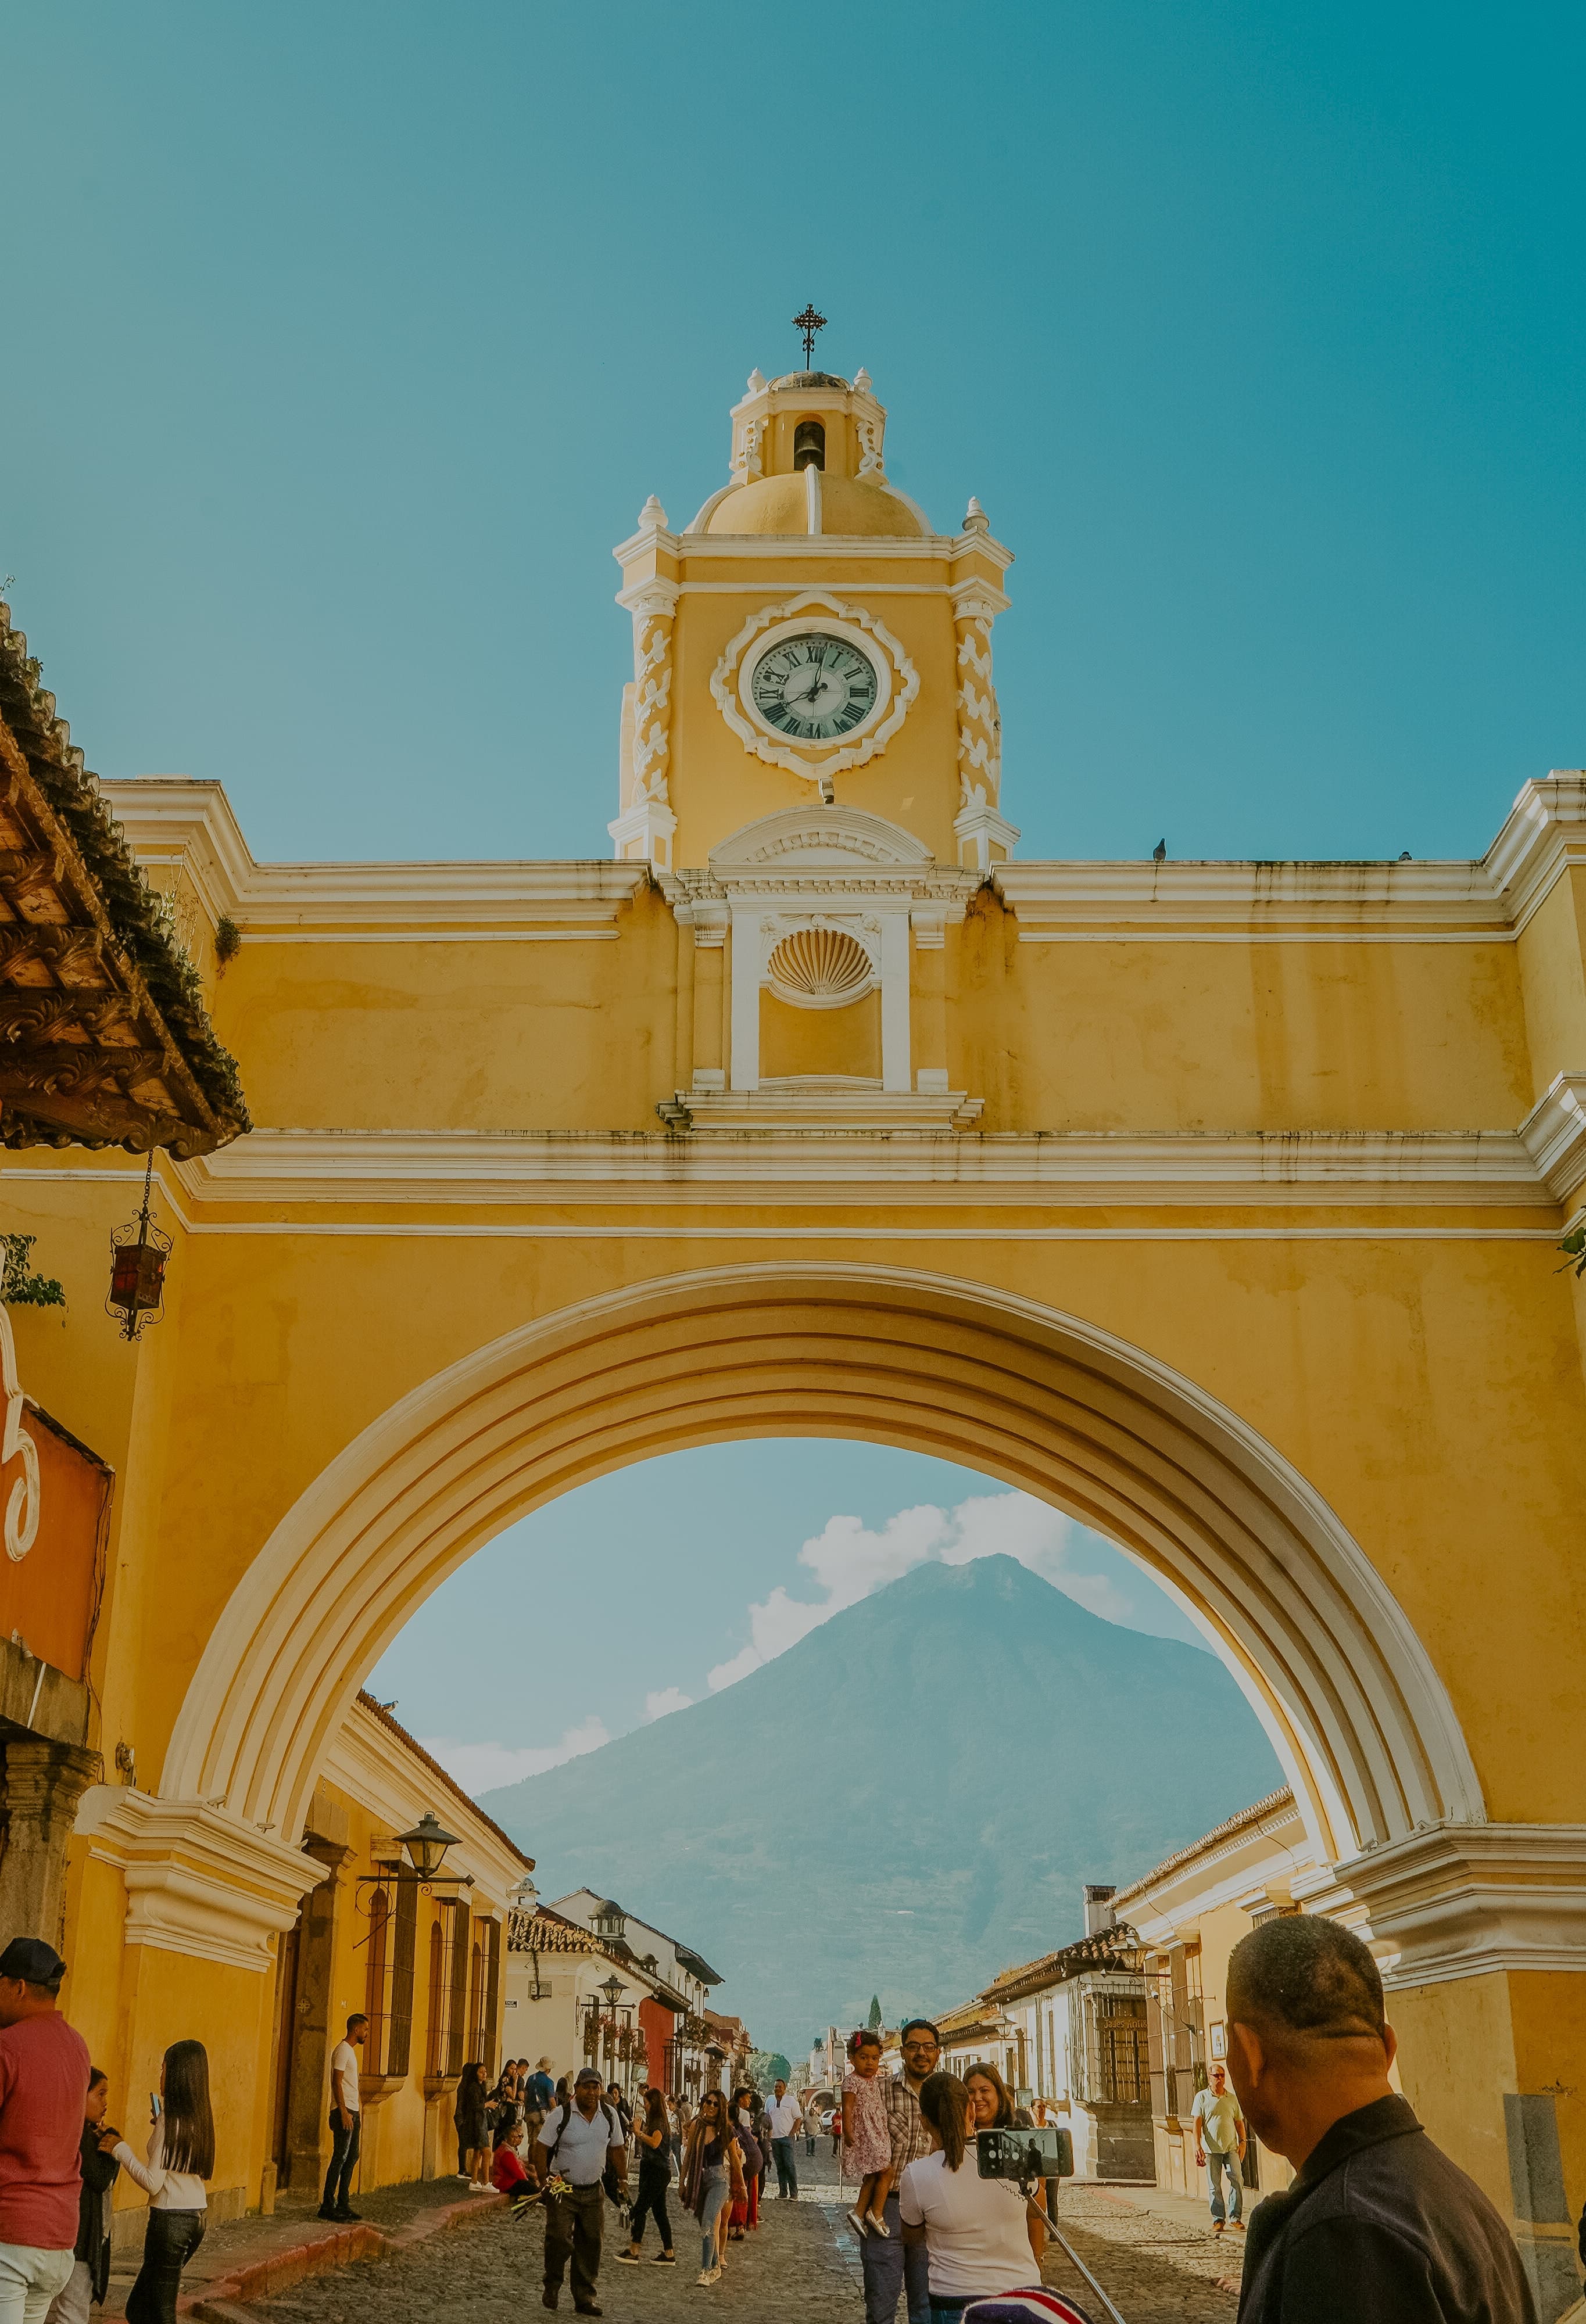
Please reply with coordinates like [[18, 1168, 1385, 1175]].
[[1227, 1915, 1387, 2056]]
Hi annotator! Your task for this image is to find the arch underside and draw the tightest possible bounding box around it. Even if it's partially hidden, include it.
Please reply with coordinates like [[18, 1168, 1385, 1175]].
[[162, 1265, 1484, 1864]]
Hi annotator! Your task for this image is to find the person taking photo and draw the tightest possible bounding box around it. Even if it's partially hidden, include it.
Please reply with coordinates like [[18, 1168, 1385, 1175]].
[[112, 2040, 214, 2324], [899, 2073, 1045, 2321]]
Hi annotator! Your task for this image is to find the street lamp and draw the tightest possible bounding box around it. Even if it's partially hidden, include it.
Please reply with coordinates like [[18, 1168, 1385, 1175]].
[[394, 1810, 459, 1880]]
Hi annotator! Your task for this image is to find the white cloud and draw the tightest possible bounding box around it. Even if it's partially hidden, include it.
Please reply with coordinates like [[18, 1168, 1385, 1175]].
[[421, 1715, 611, 1796], [697, 1491, 1139, 1696], [644, 1686, 694, 1720]]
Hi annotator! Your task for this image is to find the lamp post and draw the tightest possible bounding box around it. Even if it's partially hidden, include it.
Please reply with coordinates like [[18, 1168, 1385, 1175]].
[[394, 1811, 460, 1881], [599, 1974, 626, 2085]]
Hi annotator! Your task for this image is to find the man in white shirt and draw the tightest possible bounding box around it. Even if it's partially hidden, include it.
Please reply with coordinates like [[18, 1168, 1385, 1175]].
[[764, 2080, 803, 2199], [1190, 2063, 1247, 2233], [319, 2014, 366, 2223], [532, 2067, 628, 2315]]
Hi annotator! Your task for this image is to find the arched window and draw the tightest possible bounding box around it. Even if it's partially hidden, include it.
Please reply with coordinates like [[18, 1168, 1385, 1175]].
[[793, 420, 825, 472]]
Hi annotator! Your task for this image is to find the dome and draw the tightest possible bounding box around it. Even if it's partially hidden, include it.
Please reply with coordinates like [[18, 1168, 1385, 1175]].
[[704, 471, 926, 539]]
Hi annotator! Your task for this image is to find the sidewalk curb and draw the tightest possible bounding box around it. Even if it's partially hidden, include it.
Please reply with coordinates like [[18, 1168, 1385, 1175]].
[[176, 2189, 506, 2319]]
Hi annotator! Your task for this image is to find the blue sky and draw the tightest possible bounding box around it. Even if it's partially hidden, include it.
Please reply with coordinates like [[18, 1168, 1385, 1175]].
[[5, 0, 1583, 869], [366, 1444, 1211, 1792], [8, 5, 1581, 1782]]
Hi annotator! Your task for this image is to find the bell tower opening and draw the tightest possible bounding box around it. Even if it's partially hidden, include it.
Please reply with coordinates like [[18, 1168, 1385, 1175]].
[[793, 419, 826, 472]]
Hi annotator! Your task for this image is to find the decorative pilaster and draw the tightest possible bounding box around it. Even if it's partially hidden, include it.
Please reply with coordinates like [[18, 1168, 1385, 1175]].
[[0, 1738, 101, 1948], [951, 555, 1019, 869], [608, 518, 679, 870]]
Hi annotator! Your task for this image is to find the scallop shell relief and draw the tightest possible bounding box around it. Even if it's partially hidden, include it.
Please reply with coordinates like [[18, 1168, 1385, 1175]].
[[768, 925, 873, 1007]]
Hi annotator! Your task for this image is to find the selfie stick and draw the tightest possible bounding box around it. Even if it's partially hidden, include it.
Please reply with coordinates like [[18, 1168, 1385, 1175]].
[[1019, 2183, 1129, 2324]]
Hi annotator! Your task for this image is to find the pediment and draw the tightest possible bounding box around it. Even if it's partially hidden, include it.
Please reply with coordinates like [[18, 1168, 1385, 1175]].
[[709, 806, 935, 873]]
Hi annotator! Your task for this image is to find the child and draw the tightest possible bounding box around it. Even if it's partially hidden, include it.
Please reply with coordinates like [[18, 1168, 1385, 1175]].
[[490, 2120, 540, 2218], [842, 2028, 893, 2238], [49, 2070, 119, 2324]]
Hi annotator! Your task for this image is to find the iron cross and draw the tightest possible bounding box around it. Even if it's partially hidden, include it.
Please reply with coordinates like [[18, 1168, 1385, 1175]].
[[792, 304, 827, 367]]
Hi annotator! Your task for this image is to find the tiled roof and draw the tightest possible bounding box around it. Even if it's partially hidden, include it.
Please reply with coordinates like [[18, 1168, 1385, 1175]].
[[1112, 1788, 1297, 1906], [355, 1691, 533, 1870], [0, 601, 249, 1150]]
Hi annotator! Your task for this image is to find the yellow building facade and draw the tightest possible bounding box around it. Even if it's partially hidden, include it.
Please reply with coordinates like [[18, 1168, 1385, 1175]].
[[6, 364, 1586, 2312]]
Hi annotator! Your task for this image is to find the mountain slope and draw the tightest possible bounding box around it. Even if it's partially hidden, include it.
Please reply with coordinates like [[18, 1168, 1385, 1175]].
[[479, 1555, 1280, 2056]]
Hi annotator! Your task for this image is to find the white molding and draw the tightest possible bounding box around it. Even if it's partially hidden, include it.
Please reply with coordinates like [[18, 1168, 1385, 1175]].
[[955, 799, 1021, 869], [710, 591, 919, 784], [74, 1784, 325, 1974], [1518, 1074, 1586, 1202], [99, 783, 645, 929], [1313, 1821, 1586, 1986], [130, 1124, 1556, 1204], [998, 858, 1511, 931], [708, 806, 936, 871]]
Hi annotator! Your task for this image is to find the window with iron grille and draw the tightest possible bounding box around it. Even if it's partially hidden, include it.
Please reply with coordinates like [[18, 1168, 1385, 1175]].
[[1097, 1998, 1150, 2106], [427, 1898, 470, 2077], [364, 1877, 418, 2079]]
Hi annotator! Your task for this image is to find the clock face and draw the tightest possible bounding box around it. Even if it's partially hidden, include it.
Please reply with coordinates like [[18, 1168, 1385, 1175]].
[[749, 632, 879, 743]]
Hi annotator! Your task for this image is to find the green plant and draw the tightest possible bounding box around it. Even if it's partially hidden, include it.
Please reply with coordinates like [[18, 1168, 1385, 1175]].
[[1559, 1226, 1586, 1279], [214, 915, 241, 969], [1, 1235, 65, 1308]]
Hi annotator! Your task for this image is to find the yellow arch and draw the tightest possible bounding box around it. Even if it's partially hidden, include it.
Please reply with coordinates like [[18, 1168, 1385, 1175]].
[[161, 1264, 1484, 1867]]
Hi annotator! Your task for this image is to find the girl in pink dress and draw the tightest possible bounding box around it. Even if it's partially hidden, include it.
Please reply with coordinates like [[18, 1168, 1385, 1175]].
[[842, 2028, 893, 2237]]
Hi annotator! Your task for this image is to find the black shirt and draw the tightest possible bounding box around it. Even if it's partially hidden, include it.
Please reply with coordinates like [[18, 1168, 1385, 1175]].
[[1238, 2095, 1537, 2324]]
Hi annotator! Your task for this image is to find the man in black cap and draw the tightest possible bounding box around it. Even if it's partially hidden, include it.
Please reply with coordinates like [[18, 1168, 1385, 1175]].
[[532, 2065, 626, 2316], [1227, 1915, 1535, 2322], [0, 1938, 91, 2324]]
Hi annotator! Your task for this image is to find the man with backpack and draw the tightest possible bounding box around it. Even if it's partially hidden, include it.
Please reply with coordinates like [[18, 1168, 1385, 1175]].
[[531, 2067, 628, 2316]]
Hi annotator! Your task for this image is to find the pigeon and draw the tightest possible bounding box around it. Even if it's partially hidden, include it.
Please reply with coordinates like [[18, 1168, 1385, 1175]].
[[1398, 850, 1412, 860], [1152, 838, 1166, 863]]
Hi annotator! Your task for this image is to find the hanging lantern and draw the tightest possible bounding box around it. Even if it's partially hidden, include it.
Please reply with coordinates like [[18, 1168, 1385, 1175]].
[[106, 1153, 171, 1342]]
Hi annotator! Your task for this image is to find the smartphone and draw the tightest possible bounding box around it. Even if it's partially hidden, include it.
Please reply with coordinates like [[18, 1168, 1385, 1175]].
[[975, 2126, 1073, 2182], [149, 2092, 162, 2120]]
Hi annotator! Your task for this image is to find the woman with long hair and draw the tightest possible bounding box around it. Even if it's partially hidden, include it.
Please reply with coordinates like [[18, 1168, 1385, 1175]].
[[112, 2041, 215, 2324], [678, 2089, 744, 2288], [897, 2072, 1045, 2322], [962, 2060, 1017, 2131], [454, 2060, 490, 2189], [726, 2085, 761, 2238], [615, 2086, 676, 2266]]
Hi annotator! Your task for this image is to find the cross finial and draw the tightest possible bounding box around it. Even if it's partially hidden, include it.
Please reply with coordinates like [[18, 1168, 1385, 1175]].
[[792, 304, 827, 367]]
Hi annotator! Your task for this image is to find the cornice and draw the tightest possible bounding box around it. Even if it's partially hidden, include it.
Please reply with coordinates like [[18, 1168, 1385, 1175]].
[[1517, 1074, 1586, 1203], [146, 1124, 1559, 1208], [998, 857, 1510, 934], [74, 1784, 324, 1973], [1483, 774, 1586, 930], [323, 1708, 524, 1909], [1313, 1820, 1586, 1986], [101, 784, 646, 930]]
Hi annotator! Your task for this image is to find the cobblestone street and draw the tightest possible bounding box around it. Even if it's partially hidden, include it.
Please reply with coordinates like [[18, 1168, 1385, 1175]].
[[243, 2146, 1241, 2324]]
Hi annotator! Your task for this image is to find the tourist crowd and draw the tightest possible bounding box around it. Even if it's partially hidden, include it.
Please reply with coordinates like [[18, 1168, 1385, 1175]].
[[0, 1918, 1545, 2324]]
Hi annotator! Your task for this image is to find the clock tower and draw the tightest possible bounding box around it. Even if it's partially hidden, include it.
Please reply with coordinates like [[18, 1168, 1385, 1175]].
[[608, 361, 1015, 1118], [608, 363, 1016, 874]]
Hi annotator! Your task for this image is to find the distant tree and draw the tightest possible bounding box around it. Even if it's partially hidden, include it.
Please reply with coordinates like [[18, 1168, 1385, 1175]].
[[867, 1995, 883, 2031], [746, 2047, 792, 2091]]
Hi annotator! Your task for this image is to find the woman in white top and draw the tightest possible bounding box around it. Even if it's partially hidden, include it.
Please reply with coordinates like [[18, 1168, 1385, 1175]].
[[112, 2040, 214, 2324], [899, 2073, 1046, 2321]]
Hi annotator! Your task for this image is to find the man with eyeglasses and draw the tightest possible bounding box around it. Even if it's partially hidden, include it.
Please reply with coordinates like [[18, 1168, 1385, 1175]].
[[860, 2018, 939, 2324]]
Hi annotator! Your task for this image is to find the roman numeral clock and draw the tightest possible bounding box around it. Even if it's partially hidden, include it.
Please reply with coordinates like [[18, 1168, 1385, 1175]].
[[750, 632, 879, 742]]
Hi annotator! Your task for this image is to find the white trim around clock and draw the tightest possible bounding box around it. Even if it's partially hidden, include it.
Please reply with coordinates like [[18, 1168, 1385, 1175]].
[[710, 589, 920, 784]]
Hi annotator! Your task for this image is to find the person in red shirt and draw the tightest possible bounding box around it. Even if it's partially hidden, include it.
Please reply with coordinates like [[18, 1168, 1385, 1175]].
[[0, 1938, 91, 2324], [489, 2125, 539, 2218]]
